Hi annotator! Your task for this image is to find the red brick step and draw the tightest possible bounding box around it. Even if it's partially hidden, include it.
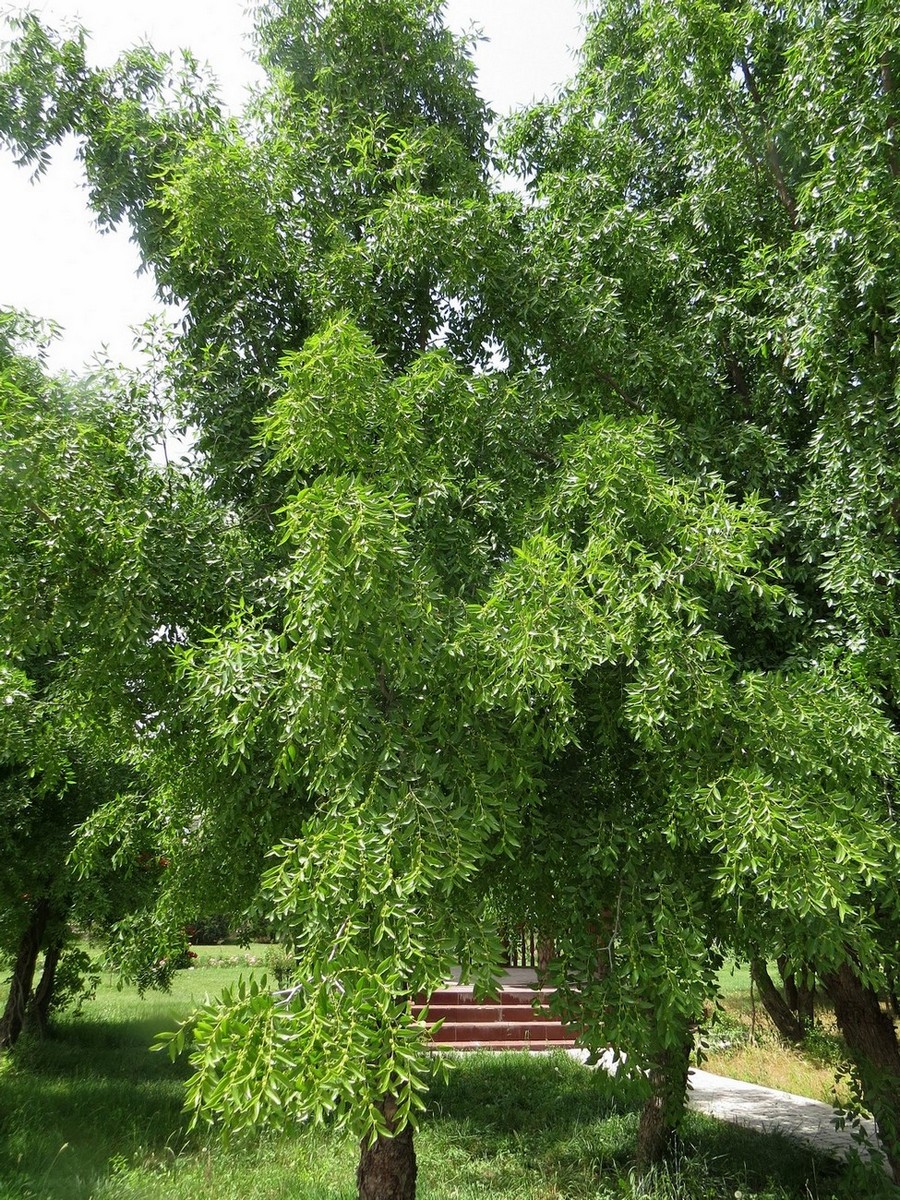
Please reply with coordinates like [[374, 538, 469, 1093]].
[[431, 1021, 574, 1044], [412, 985, 579, 1052], [418, 1003, 550, 1023]]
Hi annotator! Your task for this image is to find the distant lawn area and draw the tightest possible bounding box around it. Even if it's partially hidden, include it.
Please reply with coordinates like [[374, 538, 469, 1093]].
[[0, 953, 879, 1200]]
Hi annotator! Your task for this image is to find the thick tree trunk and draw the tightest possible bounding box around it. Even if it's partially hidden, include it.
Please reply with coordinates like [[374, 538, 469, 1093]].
[[822, 962, 900, 1183], [796, 969, 815, 1030], [777, 958, 816, 1030], [0, 898, 50, 1050], [777, 956, 799, 1012], [28, 937, 63, 1037], [635, 1035, 692, 1172], [356, 1095, 417, 1200], [750, 958, 804, 1043]]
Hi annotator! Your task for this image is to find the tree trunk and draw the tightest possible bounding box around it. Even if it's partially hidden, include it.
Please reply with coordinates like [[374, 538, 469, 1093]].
[[822, 962, 900, 1183], [750, 958, 804, 1043], [0, 898, 50, 1049], [356, 1095, 417, 1200], [28, 936, 63, 1037], [796, 969, 815, 1029], [635, 1035, 692, 1172], [777, 956, 799, 1013], [776, 958, 816, 1030]]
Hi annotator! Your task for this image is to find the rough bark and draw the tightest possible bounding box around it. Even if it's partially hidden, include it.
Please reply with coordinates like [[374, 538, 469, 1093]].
[[750, 958, 804, 1043], [635, 1035, 692, 1172], [356, 1095, 417, 1200], [0, 898, 50, 1050], [28, 936, 63, 1037], [822, 962, 900, 1183]]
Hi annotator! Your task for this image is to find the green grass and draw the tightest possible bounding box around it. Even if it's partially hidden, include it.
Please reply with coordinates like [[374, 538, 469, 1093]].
[[0, 958, 883, 1200], [717, 961, 754, 999]]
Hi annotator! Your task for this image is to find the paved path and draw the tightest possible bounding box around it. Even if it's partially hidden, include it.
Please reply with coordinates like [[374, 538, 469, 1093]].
[[581, 1049, 886, 1170], [686, 1067, 885, 1169]]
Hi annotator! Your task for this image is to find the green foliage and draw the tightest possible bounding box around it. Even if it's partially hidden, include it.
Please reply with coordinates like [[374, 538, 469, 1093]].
[[487, 0, 900, 1147], [0, 316, 159, 998], [262, 944, 295, 988], [44, 946, 100, 1018], [157, 972, 442, 1144]]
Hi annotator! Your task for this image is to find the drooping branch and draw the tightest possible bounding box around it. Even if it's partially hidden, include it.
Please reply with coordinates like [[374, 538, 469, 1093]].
[[738, 57, 799, 230], [882, 54, 899, 180]]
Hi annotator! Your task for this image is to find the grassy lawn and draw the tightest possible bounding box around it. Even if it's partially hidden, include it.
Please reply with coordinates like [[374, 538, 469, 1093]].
[[0, 954, 884, 1200]]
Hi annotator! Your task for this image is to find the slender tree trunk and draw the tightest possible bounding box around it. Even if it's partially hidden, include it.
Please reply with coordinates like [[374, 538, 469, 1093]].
[[777, 958, 815, 1031], [0, 898, 50, 1049], [635, 1034, 692, 1172], [536, 936, 555, 985], [750, 958, 804, 1043], [822, 962, 900, 1183], [356, 1095, 416, 1200], [28, 936, 63, 1037]]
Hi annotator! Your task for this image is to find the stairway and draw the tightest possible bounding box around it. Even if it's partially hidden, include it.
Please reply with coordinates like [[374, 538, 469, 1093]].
[[412, 986, 579, 1051]]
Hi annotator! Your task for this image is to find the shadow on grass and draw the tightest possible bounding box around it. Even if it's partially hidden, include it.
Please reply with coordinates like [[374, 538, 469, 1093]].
[[422, 1052, 638, 1197], [680, 1111, 858, 1198], [0, 1014, 195, 1200]]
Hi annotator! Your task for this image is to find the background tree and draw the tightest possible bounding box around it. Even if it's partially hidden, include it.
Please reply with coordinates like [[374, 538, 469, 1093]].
[[0, 309, 236, 1035]]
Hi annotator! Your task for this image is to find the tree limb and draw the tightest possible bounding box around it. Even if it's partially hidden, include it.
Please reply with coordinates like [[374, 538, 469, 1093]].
[[882, 54, 899, 180], [739, 57, 799, 230]]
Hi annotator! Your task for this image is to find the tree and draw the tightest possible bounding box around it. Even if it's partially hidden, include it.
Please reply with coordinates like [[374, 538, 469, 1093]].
[[0, 309, 230, 1037], [497, 0, 900, 1173], [1, 5, 534, 1196]]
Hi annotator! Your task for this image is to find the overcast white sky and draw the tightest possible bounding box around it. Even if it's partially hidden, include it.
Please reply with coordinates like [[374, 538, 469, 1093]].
[[0, 1, 583, 373]]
